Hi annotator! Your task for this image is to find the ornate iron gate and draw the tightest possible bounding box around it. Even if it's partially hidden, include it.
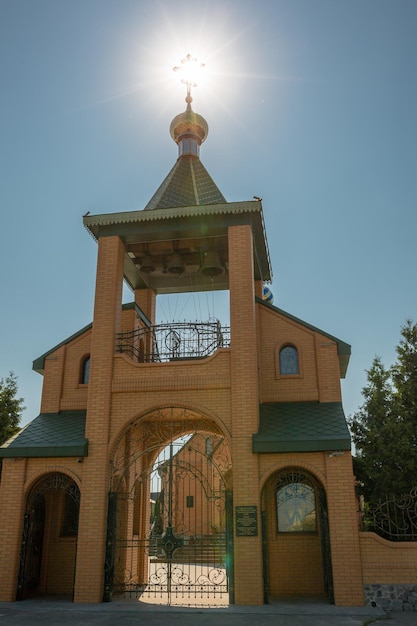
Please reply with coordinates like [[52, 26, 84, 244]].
[[318, 483, 334, 604], [104, 416, 233, 607]]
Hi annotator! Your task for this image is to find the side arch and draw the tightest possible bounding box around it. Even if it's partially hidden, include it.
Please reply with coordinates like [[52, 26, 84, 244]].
[[17, 472, 81, 600], [24, 466, 82, 498], [259, 460, 327, 493], [261, 466, 333, 603]]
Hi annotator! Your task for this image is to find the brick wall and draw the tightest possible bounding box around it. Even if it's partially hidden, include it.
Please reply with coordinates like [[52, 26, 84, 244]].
[[360, 533, 417, 584], [360, 533, 417, 611], [257, 304, 342, 404], [268, 534, 325, 597]]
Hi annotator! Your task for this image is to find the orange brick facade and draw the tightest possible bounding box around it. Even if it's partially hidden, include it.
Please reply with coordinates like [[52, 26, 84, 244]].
[[0, 220, 365, 605]]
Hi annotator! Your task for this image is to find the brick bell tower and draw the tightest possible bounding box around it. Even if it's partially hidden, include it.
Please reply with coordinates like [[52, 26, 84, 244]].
[[76, 59, 271, 604], [0, 54, 364, 606]]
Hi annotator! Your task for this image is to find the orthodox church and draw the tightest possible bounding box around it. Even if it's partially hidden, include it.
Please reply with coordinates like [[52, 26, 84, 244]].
[[0, 65, 366, 606]]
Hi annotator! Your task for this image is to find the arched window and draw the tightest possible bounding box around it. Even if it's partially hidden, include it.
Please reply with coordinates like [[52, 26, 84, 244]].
[[80, 355, 90, 384], [276, 471, 317, 533], [279, 345, 299, 375]]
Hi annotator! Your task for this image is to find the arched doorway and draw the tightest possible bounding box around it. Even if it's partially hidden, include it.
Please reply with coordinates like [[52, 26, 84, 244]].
[[261, 468, 333, 603], [17, 473, 80, 600], [104, 407, 233, 606]]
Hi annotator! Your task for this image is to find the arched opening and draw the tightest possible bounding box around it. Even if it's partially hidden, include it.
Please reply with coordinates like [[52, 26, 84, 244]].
[[104, 407, 233, 607], [80, 355, 90, 384], [17, 473, 80, 600], [261, 468, 333, 603]]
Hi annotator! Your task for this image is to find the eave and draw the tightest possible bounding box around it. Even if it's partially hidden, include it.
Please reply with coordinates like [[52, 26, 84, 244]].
[[0, 411, 88, 458], [84, 201, 272, 292], [253, 402, 351, 453]]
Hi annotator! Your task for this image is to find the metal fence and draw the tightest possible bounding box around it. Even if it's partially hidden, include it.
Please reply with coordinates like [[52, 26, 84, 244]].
[[116, 320, 230, 363], [361, 487, 417, 541]]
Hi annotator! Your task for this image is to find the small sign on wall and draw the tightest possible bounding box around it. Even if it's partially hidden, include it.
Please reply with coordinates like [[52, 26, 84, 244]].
[[235, 505, 258, 536]]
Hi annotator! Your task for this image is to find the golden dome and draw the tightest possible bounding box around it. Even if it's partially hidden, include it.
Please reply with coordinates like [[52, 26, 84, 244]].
[[170, 105, 209, 145]]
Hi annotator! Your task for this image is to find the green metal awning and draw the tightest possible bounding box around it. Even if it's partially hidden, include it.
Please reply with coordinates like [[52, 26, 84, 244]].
[[253, 402, 351, 453], [0, 411, 88, 458]]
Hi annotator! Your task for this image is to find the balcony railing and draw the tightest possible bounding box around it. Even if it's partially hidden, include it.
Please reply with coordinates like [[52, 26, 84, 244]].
[[116, 320, 230, 363]]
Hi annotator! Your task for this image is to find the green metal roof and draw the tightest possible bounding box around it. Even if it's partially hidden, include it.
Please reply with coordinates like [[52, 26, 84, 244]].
[[253, 402, 351, 453], [84, 200, 267, 234], [256, 297, 351, 378], [144, 156, 226, 209], [0, 411, 88, 458]]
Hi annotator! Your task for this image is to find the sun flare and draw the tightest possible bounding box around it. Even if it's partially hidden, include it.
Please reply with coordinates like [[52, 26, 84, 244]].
[[173, 53, 206, 100]]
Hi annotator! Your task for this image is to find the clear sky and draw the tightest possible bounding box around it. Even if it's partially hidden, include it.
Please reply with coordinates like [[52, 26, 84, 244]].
[[1, 0, 416, 427]]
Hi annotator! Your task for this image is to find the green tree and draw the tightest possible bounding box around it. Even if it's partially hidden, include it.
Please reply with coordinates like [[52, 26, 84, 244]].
[[349, 320, 417, 503], [0, 372, 24, 445]]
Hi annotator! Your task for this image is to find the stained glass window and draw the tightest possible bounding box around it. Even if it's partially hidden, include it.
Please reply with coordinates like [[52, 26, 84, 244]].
[[276, 476, 316, 532], [279, 345, 299, 375]]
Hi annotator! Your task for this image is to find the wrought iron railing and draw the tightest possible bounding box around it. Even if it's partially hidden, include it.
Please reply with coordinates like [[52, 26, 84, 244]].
[[361, 488, 417, 541], [116, 320, 230, 363]]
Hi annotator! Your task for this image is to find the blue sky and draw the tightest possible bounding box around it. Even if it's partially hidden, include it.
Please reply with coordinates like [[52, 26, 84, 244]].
[[1, 0, 416, 427]]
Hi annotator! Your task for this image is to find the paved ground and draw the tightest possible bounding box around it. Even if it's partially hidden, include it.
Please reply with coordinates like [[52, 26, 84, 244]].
[[1, 599, 417, 626]]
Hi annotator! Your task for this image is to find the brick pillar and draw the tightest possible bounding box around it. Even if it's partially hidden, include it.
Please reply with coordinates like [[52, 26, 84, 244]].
[[135, 287, 156, 325], [228, 224, 263, 605], [73, 235, 124, 602], [254, 280, 263, 299], [325, 452, 364, 605], [0, 458, 27, 600]]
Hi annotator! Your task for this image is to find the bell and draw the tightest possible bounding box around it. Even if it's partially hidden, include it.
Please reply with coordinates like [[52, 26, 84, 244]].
[[140, 255, 155, 274], [166, 252, 185, 275], [200, 249, 224, 277]]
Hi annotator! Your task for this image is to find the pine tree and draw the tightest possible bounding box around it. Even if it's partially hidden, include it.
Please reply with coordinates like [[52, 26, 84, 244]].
[[0, 372, 24, 445], [349, 321, 417, 503], [349, 357, 393, 501]]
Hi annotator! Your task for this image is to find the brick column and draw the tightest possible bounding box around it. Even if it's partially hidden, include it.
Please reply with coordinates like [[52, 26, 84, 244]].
[[254, 280, 263, 299], [228, 224, 263, 605], [73, 235, 124, 602], [0, 458, 27, 600], [325, 452, 364, 605], [135, 287, 156, 325]]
